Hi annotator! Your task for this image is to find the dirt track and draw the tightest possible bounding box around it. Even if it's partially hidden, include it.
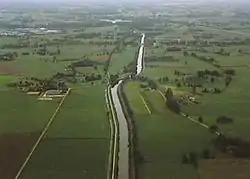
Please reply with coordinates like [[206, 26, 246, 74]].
[[0, 62, 20, 75]]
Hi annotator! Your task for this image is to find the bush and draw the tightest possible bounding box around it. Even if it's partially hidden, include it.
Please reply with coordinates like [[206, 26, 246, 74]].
[[209, 124, 219, 133], [166, 98, 181, 114], [177, 82, 182, 87], [22, 52, 30, 55], [224, 69, 235, 76]]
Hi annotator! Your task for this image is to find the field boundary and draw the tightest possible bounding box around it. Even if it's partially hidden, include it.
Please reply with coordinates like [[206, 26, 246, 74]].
[[138, 90, 152, 114], [118, 80, 137, 179], [106, 86, 119, 179], [14, 88, 71, 179], [157, 90, 221, 136]]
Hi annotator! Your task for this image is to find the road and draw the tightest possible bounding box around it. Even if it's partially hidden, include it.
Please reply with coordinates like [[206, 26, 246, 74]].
[[110, 33, 145, 179]]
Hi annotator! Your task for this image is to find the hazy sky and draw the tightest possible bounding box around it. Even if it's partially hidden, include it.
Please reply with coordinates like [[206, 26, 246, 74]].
[[0, 0, 248, 4]]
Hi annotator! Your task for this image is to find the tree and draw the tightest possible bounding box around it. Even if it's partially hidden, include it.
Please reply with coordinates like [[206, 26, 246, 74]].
[[183, 51, 189, 56], [165, 88, 173, 100], [202, 149, 210, 159], [198, 116, 203, 123], [192, 85, 196, 95], [182, 154, 189, 164], [210, 77, 215, 83], [13, 52, 18, 57], [148, 80, 157, 90], [57, 48, 61, 55], [197, 70, 205, 78], [166, 98, 180, 114], [189, 151, 198, 168], [53, 56, 57, 63], [225, 75, 232, 87], [220, 48, 224, 53]]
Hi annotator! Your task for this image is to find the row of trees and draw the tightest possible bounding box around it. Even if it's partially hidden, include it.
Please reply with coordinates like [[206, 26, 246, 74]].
[[0, 52, 17, 61], [7, 77, 68, 93], [145, 55, 179, 62], [164, 88, 181, 114]]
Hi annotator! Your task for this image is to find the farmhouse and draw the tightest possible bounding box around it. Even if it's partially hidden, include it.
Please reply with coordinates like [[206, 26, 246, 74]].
[[43, 90, 65, 98]]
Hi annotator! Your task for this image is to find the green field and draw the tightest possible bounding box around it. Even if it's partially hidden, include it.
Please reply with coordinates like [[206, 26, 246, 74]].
[[0, 79, 59, 179], [20, 84, 110, 179], [124, 81, 215, 179], [109, 46, 137, 74]]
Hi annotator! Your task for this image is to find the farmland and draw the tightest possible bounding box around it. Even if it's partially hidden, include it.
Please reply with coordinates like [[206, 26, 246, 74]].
[[19, 84, 109, 179], [124, 81, 215, 179], [1, 1, 250, 179]]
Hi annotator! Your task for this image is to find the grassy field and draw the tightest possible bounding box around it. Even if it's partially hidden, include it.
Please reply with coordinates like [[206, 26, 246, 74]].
[[0, 78, 59, 179], [19, 84, 110, 179], [109, 46, 137, 74], [124, 81, 215, 179], [0, 43, 115, 78], [143, 38, 250, 139]]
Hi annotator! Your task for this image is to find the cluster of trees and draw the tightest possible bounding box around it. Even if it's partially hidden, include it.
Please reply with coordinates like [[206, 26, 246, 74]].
[[71, 59, 102, 68], [202, 87, 222, 94], [158, 76, 169, 83], [213, 135, 250, 158], [182, 151, 198, 167], [136, 76, 157, 90], [1, 43, 29, 49], [0, 52, 17, 61], [174, 70, 189, 77], [7, 77, 68, 93], [166, 46, 182, 52], [22, 52, 30, 55], [197, 69, 221, 78], [182, 149, 214, 167], [84, 74, 102, 82], [34, 45, 60, 56], [109, 74, 119, 87], [190, 52, 216, 63], [216, 116, 234, 124], [148, 80, 157, 90], [223, 69, 235, 76]]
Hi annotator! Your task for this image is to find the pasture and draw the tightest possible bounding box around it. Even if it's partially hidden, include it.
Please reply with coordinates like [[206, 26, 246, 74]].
[[124, 81, 215, 179]]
